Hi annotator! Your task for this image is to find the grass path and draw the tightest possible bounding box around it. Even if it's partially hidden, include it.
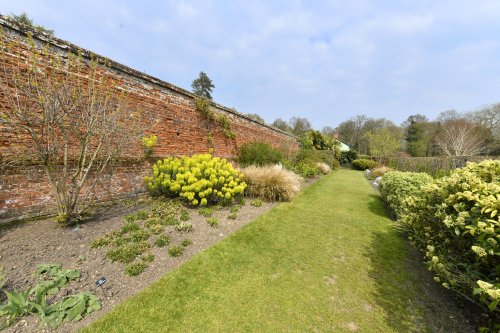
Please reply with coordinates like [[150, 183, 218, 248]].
[[82, 169, 473, 333]]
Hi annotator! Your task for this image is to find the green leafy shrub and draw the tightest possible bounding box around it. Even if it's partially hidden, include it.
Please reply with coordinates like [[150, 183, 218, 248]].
[[241, 165, 303, 201], [379, 171, 433, 218], [154, 235, 171, 248], [238, 142, 283, 167], [250, 199, 263, 207], [145, 152, 246, 206], [168, 245, 184, 257], [340, 150, 358, 165], [227, 213, 237, 220], [398, 160, 500, 312], [206, 217, 219, 227], [125, 262, 147, 277], [175, 222, 193, 232], [352, 158, 379, 170], [181, 239, 193, 247]]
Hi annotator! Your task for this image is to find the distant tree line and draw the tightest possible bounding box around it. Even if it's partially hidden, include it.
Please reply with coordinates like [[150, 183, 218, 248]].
[[335, 104, 499, 157]]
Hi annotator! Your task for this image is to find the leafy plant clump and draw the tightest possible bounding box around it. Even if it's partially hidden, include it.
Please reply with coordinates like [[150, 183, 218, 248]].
[[175, 222, 193, 232], [168, 245, 185, 257], [141, 134, 158, 158], [181, 239, 193, 247], [198, 207, 213, 217], [351, 158, 379, 171], [0, 264, 100, 329], [106, 242, 151, 264], [397, 160, 500, 314], [250, 199, 263, 207], [379, 171, 433, 218], [227, 213, 237, 220], [154, 235, 171, 248], [125, 262, 147, 277], [206, 217, 219, 227], [145, 152, 246, 206], [238, 142, 284, 167], [241, 165, 303, 201]]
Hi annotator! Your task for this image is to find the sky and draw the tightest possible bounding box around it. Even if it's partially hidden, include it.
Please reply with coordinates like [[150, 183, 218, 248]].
[[1, 1, 499, 129]]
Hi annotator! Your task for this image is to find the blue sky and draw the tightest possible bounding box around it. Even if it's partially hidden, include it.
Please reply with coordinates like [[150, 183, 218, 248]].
[[1, 1, 499, 129]]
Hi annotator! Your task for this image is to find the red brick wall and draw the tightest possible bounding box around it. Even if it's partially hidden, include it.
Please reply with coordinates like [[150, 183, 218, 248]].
[[0, 18, 298, 223]]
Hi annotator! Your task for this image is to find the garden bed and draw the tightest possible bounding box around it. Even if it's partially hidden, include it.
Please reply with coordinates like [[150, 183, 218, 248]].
[[0, 198, 278, 332]]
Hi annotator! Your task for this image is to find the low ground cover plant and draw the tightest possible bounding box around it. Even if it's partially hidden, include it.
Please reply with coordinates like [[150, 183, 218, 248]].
[[393, 160, 500, 317], [206, 217, 219, 227], [91, 200, 191, 276], [240, 165, 303, 201], [379, 171, 433, 218], [352, 158, 379, 170], [145, 152, 246, 206], [0, 264, 100, 329]]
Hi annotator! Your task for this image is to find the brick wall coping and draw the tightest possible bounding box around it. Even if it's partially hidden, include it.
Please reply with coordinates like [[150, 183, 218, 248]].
[[0, 15, 296, 139]]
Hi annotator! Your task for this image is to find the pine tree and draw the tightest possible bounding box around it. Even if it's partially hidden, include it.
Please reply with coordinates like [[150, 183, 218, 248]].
[[191, 71, 215, 100]]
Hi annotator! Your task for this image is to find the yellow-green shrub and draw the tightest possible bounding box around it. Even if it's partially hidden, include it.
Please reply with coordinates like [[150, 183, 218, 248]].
[[399, 160, 500, 312], [379, 171, 432, 218], [145, 152, 246, 206]]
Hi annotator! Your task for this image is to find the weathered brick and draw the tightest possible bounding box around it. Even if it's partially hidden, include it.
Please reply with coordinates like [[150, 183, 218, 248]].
[[0, 17, 298, 224]]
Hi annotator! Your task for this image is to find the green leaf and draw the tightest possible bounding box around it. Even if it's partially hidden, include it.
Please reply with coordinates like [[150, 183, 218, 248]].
[[489, 299, 499, 311]]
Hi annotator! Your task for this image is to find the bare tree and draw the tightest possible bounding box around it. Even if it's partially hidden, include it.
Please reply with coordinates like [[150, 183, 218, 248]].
[[0, 32, 141, 225], [435, 119, 488, 156]]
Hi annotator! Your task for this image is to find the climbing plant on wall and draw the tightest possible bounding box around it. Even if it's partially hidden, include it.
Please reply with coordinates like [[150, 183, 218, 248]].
[[194, 97, 236, 147]]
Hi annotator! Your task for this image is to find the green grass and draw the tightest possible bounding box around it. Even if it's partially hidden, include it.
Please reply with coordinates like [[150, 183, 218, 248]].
[[81, 169, 467, 333]]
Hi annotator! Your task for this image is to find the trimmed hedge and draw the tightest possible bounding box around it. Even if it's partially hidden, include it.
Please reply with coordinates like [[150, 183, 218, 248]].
[[398, 160, 500, 313], [351, 158, 379, 170], [379, 171, 432, 218]]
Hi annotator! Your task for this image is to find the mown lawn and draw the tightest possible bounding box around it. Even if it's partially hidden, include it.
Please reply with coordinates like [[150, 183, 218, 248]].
[[81, 169, 473, 333]]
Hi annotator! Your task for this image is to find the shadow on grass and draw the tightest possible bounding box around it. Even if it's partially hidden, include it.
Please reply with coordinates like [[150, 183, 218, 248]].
[[367, 228, 485, 333], [366, 193, 391, 218]]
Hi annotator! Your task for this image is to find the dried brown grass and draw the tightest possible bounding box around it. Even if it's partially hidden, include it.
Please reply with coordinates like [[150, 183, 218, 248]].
[[371, 165, 394, 178], [240, 165, 303, 201], [316, 162, 331, 175]]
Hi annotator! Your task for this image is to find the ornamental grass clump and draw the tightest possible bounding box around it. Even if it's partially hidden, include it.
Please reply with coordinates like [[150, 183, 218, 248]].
[[316, 163, 331, 175], [398, 160, 500, 313], [240, 165, 302, 201], [145, 152, 246, 206]]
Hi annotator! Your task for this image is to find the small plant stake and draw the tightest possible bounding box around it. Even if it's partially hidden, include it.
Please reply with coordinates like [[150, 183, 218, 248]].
[[73, 225, 82, 239], [96, 277, 107, 297]]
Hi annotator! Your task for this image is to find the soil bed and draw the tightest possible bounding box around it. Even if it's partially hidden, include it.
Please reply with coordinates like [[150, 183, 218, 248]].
[[0, 196, 279, 333]]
